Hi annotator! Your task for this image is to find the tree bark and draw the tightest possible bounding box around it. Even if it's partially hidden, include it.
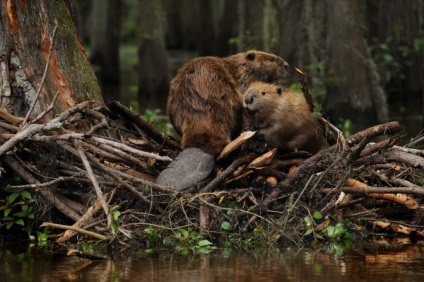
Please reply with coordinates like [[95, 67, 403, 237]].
[[0, 0, 103, 119]]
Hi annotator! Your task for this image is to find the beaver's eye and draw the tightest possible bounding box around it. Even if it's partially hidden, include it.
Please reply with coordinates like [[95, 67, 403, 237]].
[[246, 53, 255, 61], [269, 57, 275, 62], [261, 91, 266, 95], [277, 88, 282, 95]]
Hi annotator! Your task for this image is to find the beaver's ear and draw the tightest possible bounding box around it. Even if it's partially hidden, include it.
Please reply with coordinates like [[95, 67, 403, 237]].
[[277, 87, 282, 95], [246, 52, 255, 61]]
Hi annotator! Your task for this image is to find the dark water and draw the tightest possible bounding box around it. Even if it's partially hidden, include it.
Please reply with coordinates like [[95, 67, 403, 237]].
[[2, 242, 424, 281]]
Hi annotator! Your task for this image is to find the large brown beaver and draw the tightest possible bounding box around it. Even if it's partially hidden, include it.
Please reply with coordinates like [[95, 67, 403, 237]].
[[243, 82, 327, 153], [157, 51, 289, 190]]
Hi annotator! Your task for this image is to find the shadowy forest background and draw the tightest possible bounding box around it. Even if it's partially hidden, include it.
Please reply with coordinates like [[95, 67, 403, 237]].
[[73, 0, 424, 138]]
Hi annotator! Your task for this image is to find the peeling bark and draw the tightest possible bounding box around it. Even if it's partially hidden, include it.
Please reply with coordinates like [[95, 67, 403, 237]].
[[0, 0, 103, 120]]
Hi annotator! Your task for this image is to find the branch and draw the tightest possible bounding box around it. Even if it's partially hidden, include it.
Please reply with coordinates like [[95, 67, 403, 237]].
[[107, 100, 180, 150], [23, 26, 58, 124], [73, 140, 112, 227], [41, 222, 108, 241]]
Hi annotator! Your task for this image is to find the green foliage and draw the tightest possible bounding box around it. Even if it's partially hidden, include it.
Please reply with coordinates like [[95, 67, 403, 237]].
[[35, 228, 50, 246], [303, 211, 352, 245], [221, 221, 233, 231], [143, 108, 175, 136], [109, 205, 121, 235], [223, 226, 281, 250], [169, 228, 216, 255], [341, 119, 352, 137], [0, 189, 35, 232], [372, 36, 424, 86]]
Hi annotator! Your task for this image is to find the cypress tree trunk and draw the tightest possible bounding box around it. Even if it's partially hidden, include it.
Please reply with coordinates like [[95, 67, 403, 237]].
[[138, 0, 169, 111], [0, 0, 103, 119]]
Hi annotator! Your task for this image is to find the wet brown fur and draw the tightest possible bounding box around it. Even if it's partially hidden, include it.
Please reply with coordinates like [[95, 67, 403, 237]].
[[167, 51, 289, 155], [242, 82, 327, 153]]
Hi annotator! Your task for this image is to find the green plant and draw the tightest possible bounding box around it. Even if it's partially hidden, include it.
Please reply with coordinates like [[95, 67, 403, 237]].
[[35, 228, 50, 245], [0, 190, 35, 231], [171, 228, 216, 255], [109, 205, 121, 235], [304, 211, 352, 243], [372, 35, 424, 88]]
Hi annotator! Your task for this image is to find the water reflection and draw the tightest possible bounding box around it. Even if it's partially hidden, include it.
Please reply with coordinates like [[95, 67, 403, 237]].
[[1, 242, 424, 281]]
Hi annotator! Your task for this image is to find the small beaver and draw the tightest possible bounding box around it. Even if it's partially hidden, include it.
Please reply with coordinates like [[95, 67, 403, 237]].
[[167, 50, 289, 156], [243, 82, 327, 153]]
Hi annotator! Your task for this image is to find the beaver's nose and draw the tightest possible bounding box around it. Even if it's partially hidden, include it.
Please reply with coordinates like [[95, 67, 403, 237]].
[[244, 93, 254, 105], [284, 62, 290, 70]]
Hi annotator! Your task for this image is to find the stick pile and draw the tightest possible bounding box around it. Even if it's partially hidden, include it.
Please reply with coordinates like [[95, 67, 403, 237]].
[[1, 95, 423, 246]]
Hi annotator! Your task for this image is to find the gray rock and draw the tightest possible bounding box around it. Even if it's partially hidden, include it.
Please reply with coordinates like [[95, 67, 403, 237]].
[[156, 147, 215, 191]]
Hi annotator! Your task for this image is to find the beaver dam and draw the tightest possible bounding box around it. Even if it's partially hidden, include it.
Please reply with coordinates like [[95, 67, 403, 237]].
[[0, 81, 424, 256]]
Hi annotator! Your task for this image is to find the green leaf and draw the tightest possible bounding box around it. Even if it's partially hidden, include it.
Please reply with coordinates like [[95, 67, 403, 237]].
[[197, 240, 213, 247], [325, 225, 336, 238], [112, 210, 121, 221], [7, 193, 19, 205], [20, 191, 32, 200], [6, 221, 14, 229], [27, 213, 35, 219], [15, 219, 25, 226], [221, 221, 232, 231], [13, 212, 25, 217], [304, 228, 313, 236], [313, 211, 323, 220], [4, 208, 12, 217], [180, 229, 189, 238]]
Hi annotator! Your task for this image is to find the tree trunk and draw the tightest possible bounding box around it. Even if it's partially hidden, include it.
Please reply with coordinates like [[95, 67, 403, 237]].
[[324, 0, 388, 129], [0, 0, 103, 119], [275, 0, 388, 132], [138, 0, 169, 112], [90, 0, 121, 88], [367, 0, 424, 132], [214, 0, 239, 56]]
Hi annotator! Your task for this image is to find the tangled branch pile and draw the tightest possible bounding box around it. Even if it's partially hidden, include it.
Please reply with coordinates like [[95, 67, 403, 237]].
[[0, 97, 423, 249]]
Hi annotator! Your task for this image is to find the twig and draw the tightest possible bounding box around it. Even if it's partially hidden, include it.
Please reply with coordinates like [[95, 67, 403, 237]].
[[346, 121, 401, 146], [322, 186, 424, 196], [319, 116, 347, 151], [90, 136, 172, 162], [23, 26, 58, 125], [41, 222, 108, 241], [73, 139, 112, 228], [200, 153, 256, 193], [57, 193, 108, 243], [107, 100, 181, 150]]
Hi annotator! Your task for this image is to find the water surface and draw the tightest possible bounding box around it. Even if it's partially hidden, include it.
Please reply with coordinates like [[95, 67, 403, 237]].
[[1, 242, 424, 281]]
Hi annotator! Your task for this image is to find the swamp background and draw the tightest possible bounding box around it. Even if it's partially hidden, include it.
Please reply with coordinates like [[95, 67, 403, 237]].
[[75, 0, 423, 138]]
